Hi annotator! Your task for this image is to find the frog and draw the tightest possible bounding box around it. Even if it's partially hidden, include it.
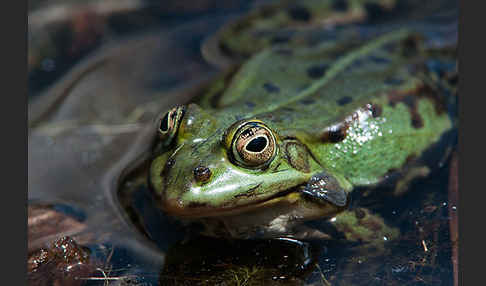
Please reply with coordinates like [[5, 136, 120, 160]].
[[26, 0, 457, 284], [148, 0, 457, 246]]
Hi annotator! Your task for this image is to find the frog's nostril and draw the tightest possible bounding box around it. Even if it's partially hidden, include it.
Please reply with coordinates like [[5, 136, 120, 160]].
[[194, 166, 211, 183], [160, 158, 176, 177]]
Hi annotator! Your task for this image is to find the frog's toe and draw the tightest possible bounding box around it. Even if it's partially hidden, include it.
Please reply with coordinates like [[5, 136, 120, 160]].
[[300, 172, 348, 207]]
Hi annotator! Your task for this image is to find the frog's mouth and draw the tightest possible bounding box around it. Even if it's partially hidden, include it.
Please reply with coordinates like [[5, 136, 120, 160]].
[[162, 184, 307, 218]]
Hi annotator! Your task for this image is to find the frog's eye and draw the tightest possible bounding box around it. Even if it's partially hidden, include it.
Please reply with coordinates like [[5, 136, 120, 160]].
[[158, 105, 185, 145], [231, 121, 277, 168]]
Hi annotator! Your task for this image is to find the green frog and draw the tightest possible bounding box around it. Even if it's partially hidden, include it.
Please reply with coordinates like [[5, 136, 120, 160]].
[[149, 0, 456, 246]]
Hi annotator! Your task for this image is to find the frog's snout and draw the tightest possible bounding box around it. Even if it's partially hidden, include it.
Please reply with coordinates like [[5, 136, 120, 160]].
[[157, 159, 215, 216]]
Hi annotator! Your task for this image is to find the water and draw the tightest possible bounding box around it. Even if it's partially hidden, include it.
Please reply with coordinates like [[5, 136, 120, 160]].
[[28, 1, 458, 285]]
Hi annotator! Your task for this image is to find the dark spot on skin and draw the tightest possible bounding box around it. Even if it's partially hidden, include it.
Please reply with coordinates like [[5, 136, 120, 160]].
[[307, 32, 339, 48], [371, 104, 382, 118], [382, 42, 398, 53], [401, 35, 421, 57], [364, 3, 387, 23], [419, 83, 448, 114], [194, 166, 212, 183], [297, 84, 311, 93], [260, 6, 276, 18], [287, 5, 311, 22], [307, 64, 328, 79], [321, 124, 348, 143], [389, 94, 410, 107], [337, 96, 353, 106], [263, 82, 281, 93], [321, 105, 376, 143], [275, 48, 293, 55], [385, 77, 404, 86], [351, 59, 364, 68], [160, 158, 175, 177], [271, 35, 291, 44], [332, 0, 348, 11], [388, 80, 449, 128], [299, 98, 315, 105], [368, 55, 390, 64], [230, 20, 247, 34], [245, 101, 256, 108], [327, 49, 347, 60], [355, 208, 366, 219], [411, 115, 424, 128], [389, 93, 424, 129], [281, 107, 295, 112], [327, 128, 347, 143], [344, 59, 364, 73]]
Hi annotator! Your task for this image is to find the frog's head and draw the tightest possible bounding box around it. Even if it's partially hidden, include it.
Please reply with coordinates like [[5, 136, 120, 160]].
[[149, 103, 321, 219]]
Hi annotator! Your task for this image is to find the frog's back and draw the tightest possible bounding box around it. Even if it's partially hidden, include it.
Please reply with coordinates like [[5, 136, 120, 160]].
[[197, 27, 456, 188]]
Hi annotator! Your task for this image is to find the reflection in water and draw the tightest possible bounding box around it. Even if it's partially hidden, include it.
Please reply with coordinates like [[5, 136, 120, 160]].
[[160, 236, 318, 285]]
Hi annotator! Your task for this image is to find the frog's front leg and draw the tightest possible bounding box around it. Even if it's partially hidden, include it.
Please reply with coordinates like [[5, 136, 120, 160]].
[[297, 172, 398, 247], [300, 171, 349, 207], [286, 208, 399, 254]]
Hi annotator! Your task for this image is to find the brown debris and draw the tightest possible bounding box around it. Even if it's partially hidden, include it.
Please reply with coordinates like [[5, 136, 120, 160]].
[[28, 204, 88, 253], [28, 236, 98, 286]]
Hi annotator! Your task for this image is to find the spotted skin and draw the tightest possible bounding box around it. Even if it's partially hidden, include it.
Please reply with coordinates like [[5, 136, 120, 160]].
[[150, 1, 456, 241], [206, 0, 398, 64]]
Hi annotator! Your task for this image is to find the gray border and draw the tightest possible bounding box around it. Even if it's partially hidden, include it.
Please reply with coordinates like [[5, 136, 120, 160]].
[[459, 0, 478, 285], [4, 0, 28, 284]]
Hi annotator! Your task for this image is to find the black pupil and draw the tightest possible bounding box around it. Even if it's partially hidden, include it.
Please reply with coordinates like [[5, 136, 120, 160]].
[[160, 112, 170, 132], [246, 136, 267, 152]]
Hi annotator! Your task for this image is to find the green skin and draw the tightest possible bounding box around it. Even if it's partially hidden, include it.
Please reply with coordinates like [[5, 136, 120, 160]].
[[150, 0, 455, 242]]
